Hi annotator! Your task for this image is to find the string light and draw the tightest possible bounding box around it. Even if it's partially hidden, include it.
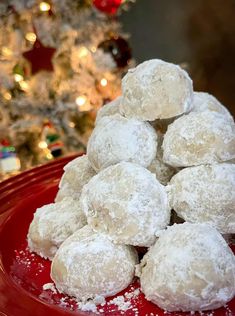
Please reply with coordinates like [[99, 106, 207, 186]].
[[76, 96, 92, 112], [25, 32, 37, 43], [46, 152, 53, 159], [78, 46, 89, 58], [39, 2, 51, 12], [19, 81, 29, 91], [76, 95, 87, 106], [3, 92, 12, 101], [38, 141, 48, 149], [14, 74, 24, 82], [100, 78, 108, 87], [1, 47, 13, 57], [69, 122, 75, 128]]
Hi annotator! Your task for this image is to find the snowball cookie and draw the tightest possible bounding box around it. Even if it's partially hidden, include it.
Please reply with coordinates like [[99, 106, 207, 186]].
[[51, 225, 138, 300], [138, 223, 235, 312], [55, 155, 96, 202], [28, 197, 87, 260], [87, 114, 158, 172], [95, 96, 122, 125], [120, 59, 193, 121], [191, 92, 234, 122], [81, 162, 170, 246], [168, 163, 235, 234], [162, 111, 235, 167]]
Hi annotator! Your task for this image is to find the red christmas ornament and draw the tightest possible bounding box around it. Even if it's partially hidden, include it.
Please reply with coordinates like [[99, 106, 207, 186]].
[[93, 0, 122, 15], [23, 39, 56, 75]]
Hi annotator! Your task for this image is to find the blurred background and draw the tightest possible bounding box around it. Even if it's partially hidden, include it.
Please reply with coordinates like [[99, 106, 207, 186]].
[[121, 0, 235, 116], [0, 0, 234, 179]]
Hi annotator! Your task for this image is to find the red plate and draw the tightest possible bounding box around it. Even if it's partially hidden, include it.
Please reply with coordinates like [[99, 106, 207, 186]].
[[0, 154, 234, 316]]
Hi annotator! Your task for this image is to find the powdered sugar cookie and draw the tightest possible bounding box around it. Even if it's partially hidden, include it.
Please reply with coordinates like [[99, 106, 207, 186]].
[[51, 226, 138, 300], [55, 155, 96, 202], [121, 59, 193, 121], [138, 223, 235, 312], [87, 114, 158, 172], [81, 162, 170, 247], [168, 163, 235, 233], [28, 197, 86, 260], [162, 111, 235, 167], [95, 97, 122, 125], [191, 92, 233, 122]]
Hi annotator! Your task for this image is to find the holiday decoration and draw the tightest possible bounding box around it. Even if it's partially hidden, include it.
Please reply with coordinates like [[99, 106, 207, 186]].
[[0, 0, 135, 180], [0, 139, 21, 177], [23, 39, 56, 75], [93, 0, 122, 15], [98, 36, 132, 68], [41, 120, 64, 158]]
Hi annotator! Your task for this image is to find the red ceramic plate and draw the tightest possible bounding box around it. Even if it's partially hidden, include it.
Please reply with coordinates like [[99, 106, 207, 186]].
[[0, 154, 234, 316]]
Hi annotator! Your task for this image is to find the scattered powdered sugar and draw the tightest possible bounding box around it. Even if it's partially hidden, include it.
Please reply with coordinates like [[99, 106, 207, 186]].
[[51, 285, 142, 314], [78, 301, 98, 313], [102, 286, 141, 315], [108, 296, 131, 311], [59, 297, 68, 307], [93, 295, 106, 306], [43, 282, 57, 293]]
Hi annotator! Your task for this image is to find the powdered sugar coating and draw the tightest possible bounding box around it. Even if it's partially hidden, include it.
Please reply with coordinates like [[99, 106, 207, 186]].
[[138, 223, 235, 312], [81, 162, 170, 247], [28, 197, 87, 260], [87, 114, 158, 172], [95, 96, 122, 125], [162, 111, 235, 167], [51, 226, 138, 300], [167, 163, 235, 234], [120, 59, 193, 121], [191, 92, 234, 122], [55, 155, 96, 202]]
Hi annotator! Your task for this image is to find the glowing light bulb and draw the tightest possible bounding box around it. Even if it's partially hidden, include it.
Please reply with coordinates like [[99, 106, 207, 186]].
[[76, 96, 87, 106], [100, 78, 108, 87], [14, 74, 24, 82], [39, 2, 50, 12], [25, 32, 37, 43], [2, 47, 13, 57], [38, 141, 48, 149], [46, 153, 53, 159], [69, 122, 75, 128], [78, 47, 89, 58], [19, 81, 29, 91], [76, 96, 92, 112], [3, 92, 12, 100]]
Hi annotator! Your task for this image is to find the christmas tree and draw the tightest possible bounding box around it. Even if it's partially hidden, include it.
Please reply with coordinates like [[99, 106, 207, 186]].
[[0, 0, 135, 179]]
